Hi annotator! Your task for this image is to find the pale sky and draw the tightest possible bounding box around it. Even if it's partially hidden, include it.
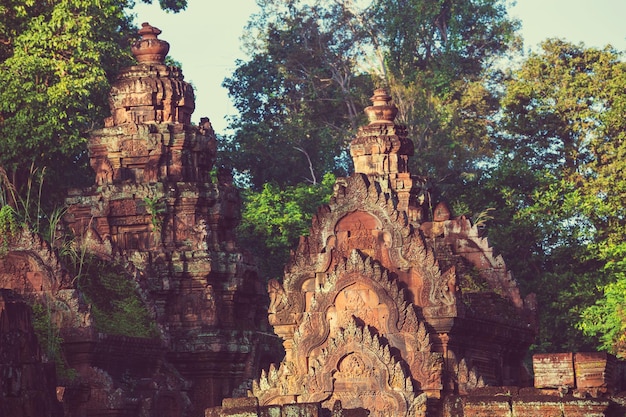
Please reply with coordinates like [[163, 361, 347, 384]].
[[130, 0, 626, 135]]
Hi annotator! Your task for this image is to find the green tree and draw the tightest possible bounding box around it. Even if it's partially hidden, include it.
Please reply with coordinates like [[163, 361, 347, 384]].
[[371, 0, 518, 82], [238, 173, 335, 280], [0, 0, 186, 202], [225, 0, 519, 197], [223, 1, 372, 189], [368, 0, 519, 199], [496, 40, 626, 260], [575, 44, 626, 357], [481, 40, 626, 353], [579, 243, 626, 358]]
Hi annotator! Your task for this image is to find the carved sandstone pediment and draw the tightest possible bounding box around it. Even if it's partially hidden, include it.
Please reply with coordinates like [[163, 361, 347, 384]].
[[258, 251, 443, 410], [253, 318, 429, 417], [254, 88, 535, 416]]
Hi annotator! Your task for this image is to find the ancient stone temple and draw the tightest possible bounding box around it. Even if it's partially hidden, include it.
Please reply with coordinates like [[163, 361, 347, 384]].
[[63, 23, 273, 416], [0, 289, 63, 417], [2, 21, 625, 417], [245, 89, 539, 416]]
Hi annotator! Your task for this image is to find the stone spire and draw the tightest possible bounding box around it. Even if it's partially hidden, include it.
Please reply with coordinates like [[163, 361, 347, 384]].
[[350, 88, 415, 211], [65, 23, 272, 415], [105, 22, 194, 127], [131, 22, 170, 64]]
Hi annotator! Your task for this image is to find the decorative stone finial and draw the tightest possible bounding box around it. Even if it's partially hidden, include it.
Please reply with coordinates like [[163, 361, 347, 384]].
[[364, 88, 398, 124], [131, 22, 170, 64]]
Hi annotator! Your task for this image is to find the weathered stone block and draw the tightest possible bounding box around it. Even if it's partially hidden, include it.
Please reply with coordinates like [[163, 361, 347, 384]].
[[221, 408, 258, 417], [223, 397, 260, 410], [574, 352, 616, 391], [205, 407, 222, 417], [281, 403, 320, 417], [533, 353, 575, 388], [512, 399, 564, 417], [562, 399, 610, 417], [259, 405, 282, 417], [463, 396, 511, 417]]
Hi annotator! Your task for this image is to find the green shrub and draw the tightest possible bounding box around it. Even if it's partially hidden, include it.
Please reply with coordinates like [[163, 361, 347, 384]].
[[31, 301, 76, 380], [78, 258, 157, 338], [0, 205, 20, 254]]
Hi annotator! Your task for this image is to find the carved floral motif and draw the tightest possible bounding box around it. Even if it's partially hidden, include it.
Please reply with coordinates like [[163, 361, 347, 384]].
[[252, 88, 535, 415]]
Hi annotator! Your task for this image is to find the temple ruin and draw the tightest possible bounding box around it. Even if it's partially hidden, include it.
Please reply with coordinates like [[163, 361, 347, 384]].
[[237, 88, 537, 415], [1, 23, 275, 417], [209, 91, 625, 416], [0, 22, 624, 417]]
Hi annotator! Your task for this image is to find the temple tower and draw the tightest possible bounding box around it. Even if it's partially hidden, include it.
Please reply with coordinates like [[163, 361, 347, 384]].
[[252, 88, 536, 416], [65, 23, 273, 416]]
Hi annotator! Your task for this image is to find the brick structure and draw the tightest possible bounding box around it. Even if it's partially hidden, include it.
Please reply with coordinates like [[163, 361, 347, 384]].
[[247, 89, 537, 416], [0, 289, 63, 417], [64, 23, 273, 416]]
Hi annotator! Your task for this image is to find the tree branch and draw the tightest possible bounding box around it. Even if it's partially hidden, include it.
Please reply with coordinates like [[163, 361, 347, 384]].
[[293, 146, 317, 185]]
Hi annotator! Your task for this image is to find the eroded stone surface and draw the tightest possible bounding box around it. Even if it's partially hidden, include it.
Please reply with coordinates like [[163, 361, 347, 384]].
[[533, 352, 620, 397], [534, 353, 576, 389], [0, 289, 63, 417], [249, 89, 537, 416], [62, 23, 273, 417]]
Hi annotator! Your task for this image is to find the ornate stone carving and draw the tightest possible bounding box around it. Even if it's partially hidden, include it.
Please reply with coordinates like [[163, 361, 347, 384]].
[[251, 88, 536, 415], [253, 318, 428, 417], [454, 358, 486, 394], [131, 22, 170, 64], [63, 24, 272, 416]]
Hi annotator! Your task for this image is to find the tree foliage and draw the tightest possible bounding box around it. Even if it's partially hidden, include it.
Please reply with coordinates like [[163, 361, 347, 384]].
[[223, 1, 372, 189], [479, 40, 626, 353], [579, 243, 626, 358], [371, 0, 518, 87], [224, 0, 519, 200], [368, 0, 519, 196], [238, 173, 335, 280], [0, 0, 186, 198]]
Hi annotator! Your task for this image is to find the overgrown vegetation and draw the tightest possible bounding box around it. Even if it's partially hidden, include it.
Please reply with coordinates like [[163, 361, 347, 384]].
[[238, 173, 336, 280], [0, 0, 186, 368], [31, 301, 77, 380], [0, 205, 19, 255], [143, 196, 166, 243], [0, 170, 157, 385], [0, 163, 77, 247], [578, 243, 626, 358], [77, 257, 158, 338], [0, 0, 188, 211]]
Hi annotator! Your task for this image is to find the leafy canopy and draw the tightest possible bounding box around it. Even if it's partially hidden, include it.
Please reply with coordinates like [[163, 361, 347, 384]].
[[224, 0, 519, 200], [238, 173, 335, 280], [480, 40, 626, 353], [223, 1, 373, 189], [0, 0, 186, 196]]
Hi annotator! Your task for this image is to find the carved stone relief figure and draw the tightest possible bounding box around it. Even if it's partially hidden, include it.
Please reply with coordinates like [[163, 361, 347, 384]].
[[192, 219, 209, 250], [268, 278, 287, 314]]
